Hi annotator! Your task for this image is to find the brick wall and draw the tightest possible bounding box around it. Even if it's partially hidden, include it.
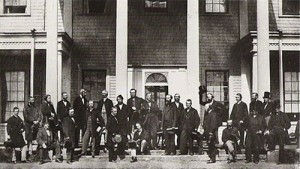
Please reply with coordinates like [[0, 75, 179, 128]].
[[248, 0, 300, 33], [71, 0, 116, 101]]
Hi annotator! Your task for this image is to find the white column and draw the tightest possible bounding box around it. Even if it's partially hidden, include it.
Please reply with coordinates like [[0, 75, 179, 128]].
[[239, 0, 249, 39], [62, 55, 72, 98], [30, 33, 35, 97], [187, 0, 200, 113], [278, 32, 284, 109], [116, 0, 128, 100], [252, 53, 258, 93], [241, 57, 251, 107], [257, 0, 270, 97], [46, 0, 59, 108]]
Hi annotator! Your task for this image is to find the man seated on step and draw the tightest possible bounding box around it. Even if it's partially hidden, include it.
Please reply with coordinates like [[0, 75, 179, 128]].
[[36, 122, 62, 164], [222, 120, 240, 163], [132, 123, 151, 155]]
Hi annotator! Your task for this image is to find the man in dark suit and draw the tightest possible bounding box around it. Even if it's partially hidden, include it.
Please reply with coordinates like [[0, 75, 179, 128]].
[[73, 89, 88, 147], [172, 93, 184, 149], [116, 95, 131, 159], [266, 100, 291, 164], [106, 106, 121, 162], [203, 104, 221, 163], [57, 92, 72, 141], [262, 92, 274, 126], [127, 89, 145, 131], [23, 96, 42, 159], [142, 93, 160, 149], [41, 95, 59, 136], [230, 93, 248, 150], [249, 93, 263, 114], [162, 95, 177, 155], [97, 90, 113, 151], [179, 99, 200, 155], [200, 92, 225, 143], [80, 101, 105, 157], [244, 108, 267, 164], [7, 107, 27, 163], [62, 108, 76, 163]]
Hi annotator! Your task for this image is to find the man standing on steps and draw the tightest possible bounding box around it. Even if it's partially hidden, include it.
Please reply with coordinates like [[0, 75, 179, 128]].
[[179, 99, 200, 156], [230, 93, 248, 152], [171, 93, 184, 149], [162, 95, 177, 155], [127, 89, 145, 134], [249, 93, 263, 115], [73, 89, 88, 147]]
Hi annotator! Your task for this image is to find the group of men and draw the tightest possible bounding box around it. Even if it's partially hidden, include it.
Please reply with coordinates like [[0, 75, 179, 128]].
[[5, 86, 292, 165]]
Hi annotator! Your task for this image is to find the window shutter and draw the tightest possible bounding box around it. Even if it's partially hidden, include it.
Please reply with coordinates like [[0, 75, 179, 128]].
[[5, 0, 27, 6]]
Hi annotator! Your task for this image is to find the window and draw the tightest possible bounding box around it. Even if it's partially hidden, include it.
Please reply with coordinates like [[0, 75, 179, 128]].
[[145, 0, 167, 13], [205, 0, 228, 13], [205, 70, 229, 120], [83, 0, 106, 14], [3, 0, 28, 14], [284, 54, 300, 113], [282, 0, 300, 15], [82, 70, 106, 101], [4, 71, 25, 121]]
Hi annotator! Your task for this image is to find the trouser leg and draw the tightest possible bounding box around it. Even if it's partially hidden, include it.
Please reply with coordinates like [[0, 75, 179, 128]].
[[12, 148, 16, 162], [151, 129, 157, 148], [55, 142, 61, 159], [141, 140, 148, 154], [81, 130, 91, 154], [28, 142, 33, 155], [21, 146, 27, 161], [239, 130, 245, 147], [39, 148, 45, 162], [278, 145, 284, 163], [92, 137, 96, 156], [180, 130, 187, 155]]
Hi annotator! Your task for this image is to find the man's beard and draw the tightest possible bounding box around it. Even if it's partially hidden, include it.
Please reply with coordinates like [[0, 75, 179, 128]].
[[207, 99, 212, 103], [165, 101, 170, 105], [30, 102, 35, 106]]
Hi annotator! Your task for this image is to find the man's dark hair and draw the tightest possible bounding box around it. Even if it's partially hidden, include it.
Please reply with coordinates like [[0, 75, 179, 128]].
[[117, 95, 124, 100]]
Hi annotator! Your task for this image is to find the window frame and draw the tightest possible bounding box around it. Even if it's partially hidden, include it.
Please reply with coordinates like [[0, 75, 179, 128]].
[[81, 69, 107, 101], [83, 0, 107, 15], [3, 71, 26, 122], [0, 0, 31, 16], [279, 0, 300, 18], [204, 0, 229, 14], [205, 69, 229, 110], [144, 0, 168, 14]]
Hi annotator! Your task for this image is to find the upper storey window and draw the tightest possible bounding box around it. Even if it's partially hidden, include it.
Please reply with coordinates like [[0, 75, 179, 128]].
[[282, 0, 300, 15], [84, 0, 107, 14], [145, 0, 167, 13], [205, 0, 228, 13], [3, 0, 28, 14]]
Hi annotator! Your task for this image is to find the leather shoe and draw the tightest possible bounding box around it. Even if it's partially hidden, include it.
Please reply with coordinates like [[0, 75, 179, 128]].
[[207, 160, 216, 164], [55, 159, 63, 163], [130, 157, 138, 163]]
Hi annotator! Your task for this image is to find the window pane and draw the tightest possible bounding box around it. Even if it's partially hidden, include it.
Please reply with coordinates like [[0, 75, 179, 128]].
[[285, 93, 291, 100], [206, 4, 213, 12], [18, 72, 25, 81], [11, 72, 18, 81], [5, 72, 11, 81], [292, 72, 298, 81], [219, 4, 226, 12], [18, 91, 24, 101], [207, 0, 213, 3], [292, 103, 299, 112], [18, 82, 24, 91], [11, 92, 18, 101], [285, 104, 291, 112], [285, 82, 291, 91]]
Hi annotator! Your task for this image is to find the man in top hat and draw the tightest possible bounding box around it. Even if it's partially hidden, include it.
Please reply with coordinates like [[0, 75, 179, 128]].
[[230, 93, 248, 150], [265, 100, 291, 164], [262, 92, 274, 126], [222, 120, 239, 163], [179, 99, 200, 155]]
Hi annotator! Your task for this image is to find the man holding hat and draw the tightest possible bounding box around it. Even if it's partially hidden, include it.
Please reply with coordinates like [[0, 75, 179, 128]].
[[265, 100, 291, 164]]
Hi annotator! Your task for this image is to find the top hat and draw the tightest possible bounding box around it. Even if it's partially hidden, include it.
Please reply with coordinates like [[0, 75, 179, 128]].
[[263, 92, 271, 99]]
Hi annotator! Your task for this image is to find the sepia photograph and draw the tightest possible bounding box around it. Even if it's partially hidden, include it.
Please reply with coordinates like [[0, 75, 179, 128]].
[[0, 0, 299, 168]]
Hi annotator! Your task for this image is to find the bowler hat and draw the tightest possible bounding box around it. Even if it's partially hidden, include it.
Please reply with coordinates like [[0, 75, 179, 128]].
[[263, 92, 271, 99]]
